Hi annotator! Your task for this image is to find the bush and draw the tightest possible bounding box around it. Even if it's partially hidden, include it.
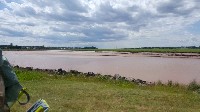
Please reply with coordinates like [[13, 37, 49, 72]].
[[188, 80, 200, 91], [167, 80, 173, 86], [156, 80, 163, 86]]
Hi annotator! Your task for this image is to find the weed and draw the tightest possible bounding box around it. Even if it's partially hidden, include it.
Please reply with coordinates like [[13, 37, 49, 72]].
[[188, 80, 200, 91]]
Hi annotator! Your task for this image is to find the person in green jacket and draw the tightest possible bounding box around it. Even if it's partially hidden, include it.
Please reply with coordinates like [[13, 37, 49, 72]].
[[0, 49, 29, 112]]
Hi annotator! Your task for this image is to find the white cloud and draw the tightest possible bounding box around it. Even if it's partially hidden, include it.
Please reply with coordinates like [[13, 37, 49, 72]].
[[0, 0, 200, 48]]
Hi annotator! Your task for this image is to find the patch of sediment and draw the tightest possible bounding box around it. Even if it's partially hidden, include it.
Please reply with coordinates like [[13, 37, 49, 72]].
[[137, 52, 200, 59]]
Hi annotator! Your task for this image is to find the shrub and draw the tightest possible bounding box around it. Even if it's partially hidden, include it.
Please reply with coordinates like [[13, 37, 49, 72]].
[[156, 80, 163, 86], [167, 80, 173, 86], [188, 80, 200, 91]]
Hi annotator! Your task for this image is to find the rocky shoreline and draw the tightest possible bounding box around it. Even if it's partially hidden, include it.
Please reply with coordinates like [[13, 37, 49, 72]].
[[14, 65, 154, 86]]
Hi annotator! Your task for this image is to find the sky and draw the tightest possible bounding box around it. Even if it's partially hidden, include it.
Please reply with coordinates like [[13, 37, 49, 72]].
[[0, 0, 200, 48]]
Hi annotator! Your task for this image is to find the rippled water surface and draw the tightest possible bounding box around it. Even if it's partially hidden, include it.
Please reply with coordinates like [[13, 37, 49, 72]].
[[3, 50, 200, 84]]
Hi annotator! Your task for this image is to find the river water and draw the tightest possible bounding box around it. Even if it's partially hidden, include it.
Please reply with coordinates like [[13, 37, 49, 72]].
[[3, 50, 200, 84]]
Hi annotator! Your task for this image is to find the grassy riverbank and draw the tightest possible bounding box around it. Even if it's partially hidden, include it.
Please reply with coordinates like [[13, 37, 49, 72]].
[[75, 48, 200, 53], [12, 68, 200, 112], [3, 48, 200, 54]]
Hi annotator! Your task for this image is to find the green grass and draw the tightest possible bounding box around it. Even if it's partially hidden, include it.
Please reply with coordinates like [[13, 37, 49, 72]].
[[11, 69, 200, 112], [75, 48, 200, 53]]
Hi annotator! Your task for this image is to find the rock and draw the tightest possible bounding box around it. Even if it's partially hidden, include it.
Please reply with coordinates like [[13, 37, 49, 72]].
[[26, 67, 33, 71], [135, 79, 147, 85], [70, 70, 80, 74], [14, 65, 19, 68], [57, 68, 67, 75], [87, 72, 95, 77], [113, 74, 121, 80]]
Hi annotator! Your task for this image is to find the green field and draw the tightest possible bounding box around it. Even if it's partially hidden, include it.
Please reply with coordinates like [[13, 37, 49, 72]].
[[11, 68, 200, 112], [75, 48, 200, 53]]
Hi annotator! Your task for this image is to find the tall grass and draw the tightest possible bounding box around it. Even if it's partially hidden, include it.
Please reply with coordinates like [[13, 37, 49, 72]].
[[188, 80, 200, 92]]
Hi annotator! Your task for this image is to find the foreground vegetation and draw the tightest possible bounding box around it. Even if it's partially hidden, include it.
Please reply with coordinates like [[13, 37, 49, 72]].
[[11, 68, 200, 112], [75, 48, 200, 53]]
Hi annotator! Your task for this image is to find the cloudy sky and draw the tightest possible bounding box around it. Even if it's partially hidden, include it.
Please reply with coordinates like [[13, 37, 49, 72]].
[[0, 0, 200, 48]]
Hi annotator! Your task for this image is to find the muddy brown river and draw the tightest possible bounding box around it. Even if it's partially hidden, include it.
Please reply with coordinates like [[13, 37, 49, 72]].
[[3, 50, 200, 84]]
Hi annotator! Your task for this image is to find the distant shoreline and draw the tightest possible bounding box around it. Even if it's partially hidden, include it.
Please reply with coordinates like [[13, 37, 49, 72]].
[[4, 49, 200, 59], [2, 47, 200, 53]]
